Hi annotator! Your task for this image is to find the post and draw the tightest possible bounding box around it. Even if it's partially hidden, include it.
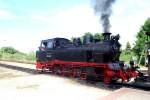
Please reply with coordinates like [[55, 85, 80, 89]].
[[148, 50, 150, 76], [147, 40, 150, 77], [148, 62, 150, 77], [147, 54, 150, 82]]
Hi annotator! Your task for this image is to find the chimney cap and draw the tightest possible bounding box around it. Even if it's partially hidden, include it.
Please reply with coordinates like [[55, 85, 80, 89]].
[[102, 32, 112, 35]]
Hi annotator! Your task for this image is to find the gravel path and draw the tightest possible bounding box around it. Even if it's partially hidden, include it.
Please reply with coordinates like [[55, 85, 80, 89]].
[[0, 61, 112, 100]]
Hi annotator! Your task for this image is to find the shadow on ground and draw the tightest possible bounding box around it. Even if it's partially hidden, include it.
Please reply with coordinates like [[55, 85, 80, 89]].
[[0, 62, 121, 91]]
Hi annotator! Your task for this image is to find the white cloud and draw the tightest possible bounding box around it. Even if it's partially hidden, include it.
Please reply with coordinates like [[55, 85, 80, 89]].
[[0, 9, 9, 16], [111, 0, 150, 48], [0, 9, 24, 20], [5, 5, 101, 52], [0, 9, 14, 20], [0, 35, 41, 53], [43, 5, 101, 38], [30, 14, 52, 22]]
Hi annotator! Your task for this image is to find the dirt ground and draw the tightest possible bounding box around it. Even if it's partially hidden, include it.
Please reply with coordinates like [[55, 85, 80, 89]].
[[0, 61, 112, 100], [0, 66, 29, 79], [1, 61, 149, 100]]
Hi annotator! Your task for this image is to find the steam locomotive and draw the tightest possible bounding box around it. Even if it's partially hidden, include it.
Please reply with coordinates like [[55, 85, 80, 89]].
[[36, 33, 140, 84]]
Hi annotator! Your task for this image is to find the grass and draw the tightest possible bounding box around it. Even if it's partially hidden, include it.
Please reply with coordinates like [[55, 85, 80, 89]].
[[0, 52, 36, 63], [120, 50, 137, 63]]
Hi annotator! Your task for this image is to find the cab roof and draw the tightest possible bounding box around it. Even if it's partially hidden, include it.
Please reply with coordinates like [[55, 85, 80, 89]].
[[41, 37, 70, 42]]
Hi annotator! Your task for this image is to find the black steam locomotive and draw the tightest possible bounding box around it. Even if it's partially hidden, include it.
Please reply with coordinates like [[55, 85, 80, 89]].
[[36, 33, 121, 63], [36, 33, 140, 84]]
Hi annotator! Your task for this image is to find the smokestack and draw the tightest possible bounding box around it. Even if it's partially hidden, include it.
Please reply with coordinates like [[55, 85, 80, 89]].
[[94, 0, 116, 33], [103, 32, 111, 40]]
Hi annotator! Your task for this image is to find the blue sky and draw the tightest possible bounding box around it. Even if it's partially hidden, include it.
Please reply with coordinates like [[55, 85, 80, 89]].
[[0, 0, 150, 53]]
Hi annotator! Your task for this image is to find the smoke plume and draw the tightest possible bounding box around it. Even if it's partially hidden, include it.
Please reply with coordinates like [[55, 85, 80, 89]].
[[94, 0, 116, 32]]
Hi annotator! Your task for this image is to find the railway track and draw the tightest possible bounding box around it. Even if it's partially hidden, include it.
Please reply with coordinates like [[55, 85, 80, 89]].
[[0, 61, 150, 91], [0, 63, 36, 74], [111, 79, 150, 91]]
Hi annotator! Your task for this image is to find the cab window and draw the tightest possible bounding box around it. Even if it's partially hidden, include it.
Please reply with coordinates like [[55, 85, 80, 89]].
[[41, 42, 47, 48], [47, 41, 53, 48], [41, 40, 53, 48]]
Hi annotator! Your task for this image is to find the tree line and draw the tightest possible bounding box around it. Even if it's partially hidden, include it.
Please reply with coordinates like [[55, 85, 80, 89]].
[[71, 32, 103, 43], [133, 18, 150, 65]]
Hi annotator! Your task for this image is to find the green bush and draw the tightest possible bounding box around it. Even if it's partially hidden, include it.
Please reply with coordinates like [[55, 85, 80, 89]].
[[1, 47, 19, 54], [0, 53, 2, 58], [120, 50, 135, 62], [0, 47, 36, 63]]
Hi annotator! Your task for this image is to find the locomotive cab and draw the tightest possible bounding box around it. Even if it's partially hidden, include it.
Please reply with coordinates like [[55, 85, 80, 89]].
[[36, 38, 72, 62], [39, 38, 71, 49], [36, 39, 54, 61]]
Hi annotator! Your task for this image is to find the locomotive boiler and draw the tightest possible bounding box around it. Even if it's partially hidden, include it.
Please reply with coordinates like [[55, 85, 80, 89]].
[[36, 33, 140, 84]]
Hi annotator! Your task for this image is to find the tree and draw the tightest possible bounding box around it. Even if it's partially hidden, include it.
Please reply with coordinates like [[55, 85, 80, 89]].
[[133, 18, 150, 64], [82, 32, 104, 43], [125, 42, 131, 54], [126, 42, 131, 50], [94, 33, 103, 42], [82, 32, 93, 43], [70, 32, 103, 44], [70, 37, 76, 42], [82, 32, 93, 38]]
